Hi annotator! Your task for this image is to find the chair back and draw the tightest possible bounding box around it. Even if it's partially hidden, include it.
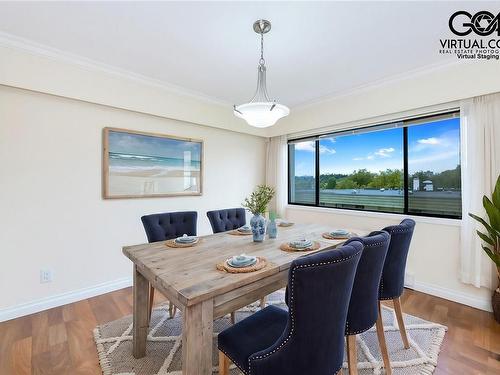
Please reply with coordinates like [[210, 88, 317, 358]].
[[345, 231, 390, 335], [379, 219, 416, 300], [248, 241, 363, 375], [206, 208, 246, 233], [141, 211, 197, 242]]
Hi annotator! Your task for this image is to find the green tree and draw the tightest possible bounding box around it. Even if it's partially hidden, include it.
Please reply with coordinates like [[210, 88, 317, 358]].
[[336, 178, 358, 189], [350, 169, 374, 187], [326, 177, 337, 189], [368, 169, 402, 189]]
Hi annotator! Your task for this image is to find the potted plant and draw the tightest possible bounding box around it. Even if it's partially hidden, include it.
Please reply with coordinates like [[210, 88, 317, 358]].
[[242, 185, 275, 242], [469, 174, 500, 322]]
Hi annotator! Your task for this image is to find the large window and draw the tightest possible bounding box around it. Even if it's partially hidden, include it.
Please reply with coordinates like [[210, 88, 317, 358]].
[[288, 112, 462, 219], [288, 140, 316, 205]]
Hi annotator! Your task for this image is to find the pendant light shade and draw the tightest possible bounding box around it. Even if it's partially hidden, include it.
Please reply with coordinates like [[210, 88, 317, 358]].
[[233, 20, 289, 128], [234, 102, 290, 128]]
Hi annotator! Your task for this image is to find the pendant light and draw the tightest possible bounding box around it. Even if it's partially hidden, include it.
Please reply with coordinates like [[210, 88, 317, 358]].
[[233, 19, 290, 128]]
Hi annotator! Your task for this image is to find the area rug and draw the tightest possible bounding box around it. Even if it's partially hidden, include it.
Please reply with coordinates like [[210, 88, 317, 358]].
[[94, 291, 447, 375]]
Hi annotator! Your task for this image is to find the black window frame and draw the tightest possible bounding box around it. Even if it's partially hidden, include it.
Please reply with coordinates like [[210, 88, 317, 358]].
[[287, 111, 462, 219]]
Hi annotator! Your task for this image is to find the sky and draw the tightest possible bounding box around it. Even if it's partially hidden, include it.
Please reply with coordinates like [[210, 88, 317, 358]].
[[108, 130, 201, 161], [292, 118, 460, 176]]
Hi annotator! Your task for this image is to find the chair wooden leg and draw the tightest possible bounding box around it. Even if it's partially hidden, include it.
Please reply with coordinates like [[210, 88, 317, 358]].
[[168, 302, 177, 318], [393, 297, 410, 349], [346, 334, 358, 375], [219, 350, 230, 375], [260, 296, 266, 309], [147, 284, 155, 325], [376, 301, 392, 375], [230, 311, 236, 324], [149, 285, 177, 320]]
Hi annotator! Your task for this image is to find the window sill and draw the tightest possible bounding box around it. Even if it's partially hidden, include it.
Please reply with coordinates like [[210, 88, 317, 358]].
[[285, 204, 461, 227]]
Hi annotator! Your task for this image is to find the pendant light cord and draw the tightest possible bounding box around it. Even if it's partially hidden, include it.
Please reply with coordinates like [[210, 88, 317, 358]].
[[259, 32, 265, 66]]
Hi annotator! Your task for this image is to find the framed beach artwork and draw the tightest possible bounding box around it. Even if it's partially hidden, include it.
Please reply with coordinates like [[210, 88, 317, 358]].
[[102, 128, 203, 198]]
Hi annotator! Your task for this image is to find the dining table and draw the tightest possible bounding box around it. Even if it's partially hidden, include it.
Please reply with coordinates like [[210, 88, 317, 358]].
[[122, 222, 366, 375]]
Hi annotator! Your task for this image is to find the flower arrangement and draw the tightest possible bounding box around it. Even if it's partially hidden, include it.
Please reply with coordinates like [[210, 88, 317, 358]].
[[242, 185, 275, 215]]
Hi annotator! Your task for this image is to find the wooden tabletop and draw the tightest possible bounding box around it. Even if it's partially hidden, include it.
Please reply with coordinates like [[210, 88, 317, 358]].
[[123, 223, 364, 307]]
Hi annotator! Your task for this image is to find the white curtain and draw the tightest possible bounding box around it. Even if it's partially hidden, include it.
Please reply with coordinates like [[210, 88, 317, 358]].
[[460, 92, 500, 289], [266, 135, 288, 218]]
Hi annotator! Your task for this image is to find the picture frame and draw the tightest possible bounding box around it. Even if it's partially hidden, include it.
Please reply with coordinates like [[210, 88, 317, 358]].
[[102, 127, 203, 199]]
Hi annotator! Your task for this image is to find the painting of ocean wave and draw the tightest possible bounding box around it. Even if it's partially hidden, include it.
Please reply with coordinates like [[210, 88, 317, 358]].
[[103, 128, 202, 198]]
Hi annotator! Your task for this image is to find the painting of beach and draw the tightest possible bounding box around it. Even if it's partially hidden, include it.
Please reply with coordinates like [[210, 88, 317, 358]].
[[103, 128, 202, 198]]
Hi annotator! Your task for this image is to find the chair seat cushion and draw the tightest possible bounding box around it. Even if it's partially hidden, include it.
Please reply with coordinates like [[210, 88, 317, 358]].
[[218, 305, 288, 373]]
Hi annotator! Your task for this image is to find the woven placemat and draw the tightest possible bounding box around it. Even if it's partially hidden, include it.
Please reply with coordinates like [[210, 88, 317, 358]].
[[228, 230, 252, 236], [321, 232, 357, 240], [165, 238, 200, 248], [279, 241, 321, 252], [216, 257, 267, 273]]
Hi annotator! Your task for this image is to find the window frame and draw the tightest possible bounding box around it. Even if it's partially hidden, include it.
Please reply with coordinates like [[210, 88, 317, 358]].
[[287, 111, 462, 220]]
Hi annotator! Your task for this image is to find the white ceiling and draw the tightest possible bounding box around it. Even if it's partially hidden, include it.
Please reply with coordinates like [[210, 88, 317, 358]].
[[0, 1, 494, 108]]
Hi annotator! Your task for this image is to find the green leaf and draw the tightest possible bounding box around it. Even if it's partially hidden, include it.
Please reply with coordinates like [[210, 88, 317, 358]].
[[481, 245, 500, 267], [242, 185, 275, 215], [493, 175, 500, 209], [483, 196, 500, 229], [469, 213, 500, 239], [477, 230, 495, 245]]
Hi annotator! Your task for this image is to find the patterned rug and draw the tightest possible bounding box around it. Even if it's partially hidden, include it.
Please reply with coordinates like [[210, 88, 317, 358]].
[[94, 291, 447, 375]]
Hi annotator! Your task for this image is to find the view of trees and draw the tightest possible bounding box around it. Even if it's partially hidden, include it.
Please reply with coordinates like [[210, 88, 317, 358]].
[[319, 169, 402, 190], [295, 165, 461, 191], [411, 165, 461, 191]]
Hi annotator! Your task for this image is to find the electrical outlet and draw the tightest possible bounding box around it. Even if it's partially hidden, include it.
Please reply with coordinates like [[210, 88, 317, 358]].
[[40, 269, 53, 283], [404, 272, 415, 289]]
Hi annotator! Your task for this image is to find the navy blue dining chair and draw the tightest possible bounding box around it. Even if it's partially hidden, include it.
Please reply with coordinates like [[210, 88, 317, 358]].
[[141, 211, 197, 321], [379, 219, 416, 349], [217, 241, 363, 375], [207, 208, 246, 233], [344, 231, 391, 375]]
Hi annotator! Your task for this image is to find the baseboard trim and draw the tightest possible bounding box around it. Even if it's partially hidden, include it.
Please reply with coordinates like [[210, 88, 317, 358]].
[[0, 276, 492, 322], [0, 277, 132, 322], [410, 281, 492, 312]]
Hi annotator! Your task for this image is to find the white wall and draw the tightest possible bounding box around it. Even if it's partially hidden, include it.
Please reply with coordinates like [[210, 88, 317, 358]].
[[286, 206, 493, 311], [270, 61, 500, 137], [0, 42, 267, 137], [0, 85, 266, 320]]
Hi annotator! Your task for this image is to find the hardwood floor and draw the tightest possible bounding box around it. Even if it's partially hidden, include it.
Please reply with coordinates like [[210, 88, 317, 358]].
[[0, 288, 498, 374]]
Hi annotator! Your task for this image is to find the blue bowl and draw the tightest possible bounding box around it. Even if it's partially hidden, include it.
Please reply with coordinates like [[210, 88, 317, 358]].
[[228, 255, 257, 268], [330, 229, 349, 237], [290, 240, 312, 249], [175, 236, 197, 243]]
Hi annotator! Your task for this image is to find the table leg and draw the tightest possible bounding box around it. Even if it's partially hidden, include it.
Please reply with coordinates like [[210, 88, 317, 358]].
[[182, 299, 214, 375], [133, 265, 149, 358]]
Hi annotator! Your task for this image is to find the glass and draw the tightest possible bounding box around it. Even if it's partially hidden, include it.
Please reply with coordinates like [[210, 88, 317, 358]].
[[407, 118, 462, 218], [319, 128, 404, 213], [289, 141, 316, 205]]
